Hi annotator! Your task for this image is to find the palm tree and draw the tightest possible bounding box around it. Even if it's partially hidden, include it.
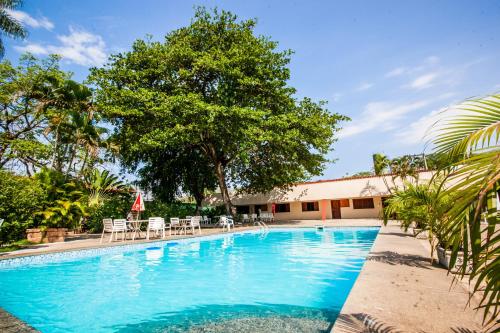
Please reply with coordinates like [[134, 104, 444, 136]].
[[390, 156, 419, 187], [383, 180, 452, 262], [432, 93, 500, 326], [0, 0, 27, 57], [84, 169, 126, 208], [372, 153, 392, 193]]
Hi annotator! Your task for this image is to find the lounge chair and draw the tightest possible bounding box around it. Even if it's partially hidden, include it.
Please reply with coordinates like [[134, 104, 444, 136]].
[[101, 218, 127, 243], [147, 217, 165, 240], [186, 216, 202, 235]]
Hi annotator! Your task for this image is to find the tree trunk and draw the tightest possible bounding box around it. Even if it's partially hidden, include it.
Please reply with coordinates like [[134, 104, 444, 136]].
[[214, 160, 233, 216], [194, 196, 203, 215], [66, 144, 76, 179]]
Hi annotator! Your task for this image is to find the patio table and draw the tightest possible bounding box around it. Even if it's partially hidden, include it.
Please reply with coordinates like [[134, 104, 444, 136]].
[[126, 220, 149, 240], [178, 218, 191, 234]]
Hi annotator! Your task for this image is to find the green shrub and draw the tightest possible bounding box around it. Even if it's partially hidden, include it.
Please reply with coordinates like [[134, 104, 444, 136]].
[[84, 193, 132, 233], [35, 168, 86, 229], [0, 171, 45, 244]]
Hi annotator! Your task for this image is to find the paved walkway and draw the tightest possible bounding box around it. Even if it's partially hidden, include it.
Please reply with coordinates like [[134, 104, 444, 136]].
[[332, 222, 486, 333]]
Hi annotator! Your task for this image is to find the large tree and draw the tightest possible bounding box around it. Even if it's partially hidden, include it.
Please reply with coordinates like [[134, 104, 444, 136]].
[[91, 8, 347, 214]]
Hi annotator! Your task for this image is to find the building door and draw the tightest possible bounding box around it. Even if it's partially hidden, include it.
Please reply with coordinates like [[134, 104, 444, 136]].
[[331, 200, 341, 219]]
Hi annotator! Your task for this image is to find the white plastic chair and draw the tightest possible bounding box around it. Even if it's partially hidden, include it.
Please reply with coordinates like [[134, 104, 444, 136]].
[[251, 214, 258, 223], [201, 216, 211, 225], [242, 214, 250, 223], [147, 217, 165, 240], [169, 217, 181, 235], [186, 216, 202, 235], [101, 218, 127, 243], [220, 216, 234, 232]]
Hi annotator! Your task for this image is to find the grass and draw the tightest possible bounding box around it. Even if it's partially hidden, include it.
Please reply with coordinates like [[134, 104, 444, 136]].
[[0, 239, 35, 253]]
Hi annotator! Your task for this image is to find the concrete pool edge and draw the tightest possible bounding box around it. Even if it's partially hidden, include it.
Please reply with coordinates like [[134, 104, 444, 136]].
[[331, 222, 486, 332]]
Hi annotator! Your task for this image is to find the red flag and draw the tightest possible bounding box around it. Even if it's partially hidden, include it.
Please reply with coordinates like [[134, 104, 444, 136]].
[[131, 192, 145, 212]]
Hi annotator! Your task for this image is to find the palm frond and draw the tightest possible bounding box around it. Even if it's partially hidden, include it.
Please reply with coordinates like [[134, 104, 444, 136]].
[[433, 93, 500, 326]]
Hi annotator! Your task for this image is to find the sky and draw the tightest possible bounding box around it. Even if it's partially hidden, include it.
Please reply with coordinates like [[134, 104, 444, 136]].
[[4, 0, 500, 180]]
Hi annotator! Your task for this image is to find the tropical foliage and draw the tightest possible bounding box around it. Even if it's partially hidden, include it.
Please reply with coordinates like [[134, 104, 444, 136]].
[[84, 169, 126, 208], [34, 168, 86, 229], [432, 94, 500, 326], [90, 7, 348, 215], [0, 0, 27, 58], [0, 170, 44, 243], [383, 180, 453, 261]]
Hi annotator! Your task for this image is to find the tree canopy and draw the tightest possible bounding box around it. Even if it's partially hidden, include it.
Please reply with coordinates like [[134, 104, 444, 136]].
[[90, 8, 348, 213]]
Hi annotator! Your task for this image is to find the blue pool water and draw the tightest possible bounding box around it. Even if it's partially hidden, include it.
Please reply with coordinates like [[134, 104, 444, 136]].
[[0, 228, 378, 332]]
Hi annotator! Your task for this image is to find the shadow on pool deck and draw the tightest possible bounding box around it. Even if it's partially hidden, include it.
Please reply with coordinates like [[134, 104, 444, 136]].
[[367, 251, 431, 269], [334, 313, 401, 333]]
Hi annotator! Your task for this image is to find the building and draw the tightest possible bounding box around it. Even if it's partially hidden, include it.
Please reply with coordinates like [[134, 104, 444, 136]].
[[205, 172, 434, 220]]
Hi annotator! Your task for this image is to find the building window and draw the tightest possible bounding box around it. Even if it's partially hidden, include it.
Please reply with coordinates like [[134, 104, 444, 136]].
[[353, 198, 375, 209], [301, 201, 319, 211], [255, 204, 268, 212], [275, 203, 290, 213], [236, 205, 250, 214], [339, 199, 350, 207]]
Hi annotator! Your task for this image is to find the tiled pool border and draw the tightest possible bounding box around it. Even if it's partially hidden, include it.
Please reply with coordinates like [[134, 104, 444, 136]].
[[0, 227, 379, 269]]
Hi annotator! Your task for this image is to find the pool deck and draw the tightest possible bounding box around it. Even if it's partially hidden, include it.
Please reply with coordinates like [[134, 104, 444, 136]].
[[0, 219, 490, 332], [332, 221, 486, 333]]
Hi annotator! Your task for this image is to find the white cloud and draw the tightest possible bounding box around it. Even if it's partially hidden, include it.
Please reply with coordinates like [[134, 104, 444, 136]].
[[407, 72, 439, 90], [339, 99, 431, 138], [396, 107, 446, 145], [356, 82, 374, 91], [6, 9, 54, 30], [396, 93, 459, 145], [15, 27, 107, 66], [424, 55, 440, 65], [332, 93, 342, 102], [385, 67, 407, 78]]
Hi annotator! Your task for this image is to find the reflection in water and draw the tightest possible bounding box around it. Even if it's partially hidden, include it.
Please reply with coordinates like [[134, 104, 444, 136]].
[[145, 247, 164, 265]]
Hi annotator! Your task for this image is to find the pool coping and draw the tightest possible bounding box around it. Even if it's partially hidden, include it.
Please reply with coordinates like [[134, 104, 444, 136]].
[[330, 223, 486, 332]]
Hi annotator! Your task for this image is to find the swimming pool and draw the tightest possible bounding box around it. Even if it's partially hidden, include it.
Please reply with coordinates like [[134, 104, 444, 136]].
[[0, 227, 378, 332]]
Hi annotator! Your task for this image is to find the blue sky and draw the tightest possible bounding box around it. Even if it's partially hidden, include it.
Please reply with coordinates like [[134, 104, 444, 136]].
[[4, 0, 500, 180]]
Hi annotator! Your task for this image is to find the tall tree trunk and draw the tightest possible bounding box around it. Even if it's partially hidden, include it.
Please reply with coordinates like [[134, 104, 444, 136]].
[[80, 149, 89, 177], [214, 160, 233, 216], [194, 196, 203, 215], [66, 144, 77, 179], [51, 126, 60, 169]]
